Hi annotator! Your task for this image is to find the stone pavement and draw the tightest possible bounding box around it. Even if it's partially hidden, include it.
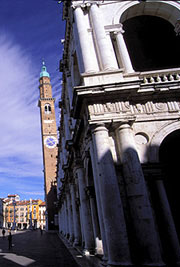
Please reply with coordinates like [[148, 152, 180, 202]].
[[0, 229, 80, 267]]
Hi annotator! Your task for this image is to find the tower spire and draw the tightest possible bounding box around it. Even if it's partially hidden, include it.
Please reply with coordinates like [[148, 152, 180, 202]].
[[40, 60, 50, 78]]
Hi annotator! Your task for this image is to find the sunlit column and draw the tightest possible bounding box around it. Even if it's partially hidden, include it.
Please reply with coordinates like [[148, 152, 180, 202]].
[[116, 123, 164, 266], [90, 4, 118, 71], [91, 124, 132, 266], [89, 141, 108, 262], [74, 6, 99, 73], [114, 26, 134, 73]]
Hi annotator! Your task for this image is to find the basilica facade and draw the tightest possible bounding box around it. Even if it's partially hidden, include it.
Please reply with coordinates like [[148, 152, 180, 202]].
[[57, 1, 180, 266]]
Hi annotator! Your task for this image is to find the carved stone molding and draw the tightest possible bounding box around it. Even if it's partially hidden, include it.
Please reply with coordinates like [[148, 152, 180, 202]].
[[88, 100, 180, 117]]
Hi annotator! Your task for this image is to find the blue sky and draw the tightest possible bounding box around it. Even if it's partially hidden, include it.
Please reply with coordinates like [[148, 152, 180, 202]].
[[0, 0, 64, 201]]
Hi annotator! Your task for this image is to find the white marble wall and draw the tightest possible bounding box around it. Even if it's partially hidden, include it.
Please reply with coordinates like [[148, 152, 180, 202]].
[[57, 1, 180, 266]]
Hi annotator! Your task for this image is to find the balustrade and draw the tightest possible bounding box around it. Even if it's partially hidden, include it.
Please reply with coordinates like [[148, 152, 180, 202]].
[[141, 70, 180, 85]]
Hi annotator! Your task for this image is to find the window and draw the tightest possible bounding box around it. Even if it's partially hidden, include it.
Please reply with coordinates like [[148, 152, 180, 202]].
[[45, 104, 51, 114]]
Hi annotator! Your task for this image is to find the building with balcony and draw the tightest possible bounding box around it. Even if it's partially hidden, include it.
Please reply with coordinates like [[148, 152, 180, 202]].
[[39, 201, 46, 230], [4, 197, 45, 230], [57, 1, 180, 266], [0, 198, 4, 228]]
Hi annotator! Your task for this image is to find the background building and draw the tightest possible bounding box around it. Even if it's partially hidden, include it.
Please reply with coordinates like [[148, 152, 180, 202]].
[[0, 198, 3, 228], [57, 1, 180, 267], [3, 196, 45, 230], [39, 201, 46, 230]]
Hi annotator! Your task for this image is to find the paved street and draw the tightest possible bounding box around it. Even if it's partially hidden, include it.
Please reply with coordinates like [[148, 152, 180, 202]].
[[0, 230, 80, 267]]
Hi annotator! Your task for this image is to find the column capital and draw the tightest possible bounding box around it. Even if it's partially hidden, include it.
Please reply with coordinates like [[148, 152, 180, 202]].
[[85, 186, 95, 198], [90, 123, 108, 134], [113, 23, 124, 35], [72, 2, 92, 10], [74, 158, 83, 169], [117, 122, 133, 131]]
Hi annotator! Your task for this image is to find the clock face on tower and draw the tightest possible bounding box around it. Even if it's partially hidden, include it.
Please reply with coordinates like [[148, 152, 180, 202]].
[[44, 136, 57, 148]]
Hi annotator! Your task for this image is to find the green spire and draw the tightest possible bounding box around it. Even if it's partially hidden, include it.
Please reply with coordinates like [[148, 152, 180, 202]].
[[40, 60, 50, 78]]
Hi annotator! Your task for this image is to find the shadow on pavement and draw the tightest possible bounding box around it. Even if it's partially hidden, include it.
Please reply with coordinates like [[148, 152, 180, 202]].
[[0, 229, 79, 266]]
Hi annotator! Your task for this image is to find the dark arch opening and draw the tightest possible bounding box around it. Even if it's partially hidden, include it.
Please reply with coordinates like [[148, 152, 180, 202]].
[[123, 15, 180, 71], [159, 129, 180, 240]]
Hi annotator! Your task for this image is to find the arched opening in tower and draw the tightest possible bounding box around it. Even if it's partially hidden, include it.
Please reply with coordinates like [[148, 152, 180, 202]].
[[159, 129, 180, 240], [123, 15, 180, 71]]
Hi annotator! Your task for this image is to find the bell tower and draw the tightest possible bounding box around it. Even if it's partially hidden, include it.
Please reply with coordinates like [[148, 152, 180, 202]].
[[38, 61, 58, 230]]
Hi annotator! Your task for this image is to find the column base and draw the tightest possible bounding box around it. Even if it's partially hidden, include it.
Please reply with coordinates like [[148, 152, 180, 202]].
[[73, 239, 81, 247], [83, 249, 95, 256], [142, 263, 166, 267], [170, 261, 180, 267], [107, 261, 133, 267]]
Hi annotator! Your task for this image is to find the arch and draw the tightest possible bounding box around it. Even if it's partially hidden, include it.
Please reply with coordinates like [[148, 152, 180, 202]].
[[123, 15, 180, 71], [113, 1, 180, 26], [159, 129, 180, 243], [149, 121, 180, 162]]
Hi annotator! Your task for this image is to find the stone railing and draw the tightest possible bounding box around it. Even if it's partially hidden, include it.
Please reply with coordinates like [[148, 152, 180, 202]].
[[140, 68, 180, 85]]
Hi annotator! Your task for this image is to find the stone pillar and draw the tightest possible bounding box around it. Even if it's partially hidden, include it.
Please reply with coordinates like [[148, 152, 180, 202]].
[[61, 202, 66, 235], [64, 197, 69, 238], [114, 27, 134, 73], [64, 111, 71, 141], [86, 186, 103, 255], [74, 6, 99, 73], [70, 183, 82, 246], [66, 73, 73, 110], [90, 4, 118, 71], [66, 189, 74, 242], [89, 141, 108, 262], [154, 179, 180, 265], [91, 124, 132, 267], [58, 210, 62, 233], [76, 164, 95, 254], [116, 123, 164, 266]]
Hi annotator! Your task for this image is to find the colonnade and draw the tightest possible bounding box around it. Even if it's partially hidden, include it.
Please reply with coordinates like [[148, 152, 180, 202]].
[[58, 122, 180, 266], [73, 3, 134, 73]]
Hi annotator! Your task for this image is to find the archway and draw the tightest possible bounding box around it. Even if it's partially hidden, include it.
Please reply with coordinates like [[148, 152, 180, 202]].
[[159, 129, 180, 240], [123, 15, 180, 71]]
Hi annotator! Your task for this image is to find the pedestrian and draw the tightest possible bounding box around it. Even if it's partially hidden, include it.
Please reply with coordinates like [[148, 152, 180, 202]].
[[40, 226, 43, 235], [2, 228, 5, 238], [8, 231, 12, 250]]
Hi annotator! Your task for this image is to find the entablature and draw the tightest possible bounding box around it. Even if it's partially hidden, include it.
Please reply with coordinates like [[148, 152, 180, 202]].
[[72, 68, 180, 119]]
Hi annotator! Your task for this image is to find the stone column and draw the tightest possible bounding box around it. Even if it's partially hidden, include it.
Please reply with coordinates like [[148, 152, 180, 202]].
[[90, 4, 118, 71], [66, 73, 73, 110], [86, 186, 103, 255], [89, 141, 108, 262], [74, 6, 99, 73], [61, 202, 66, 235], [91, 124, 132, 267], [70, 183, 82, 246], [58, 210, 62, 233], [66, 188, 74, 243], [64, 197, 69, 238], [114, 26, 134, 73], [76, 164, 95, 254], [154, 179, 180, 265], [116, 123, 164, 266]]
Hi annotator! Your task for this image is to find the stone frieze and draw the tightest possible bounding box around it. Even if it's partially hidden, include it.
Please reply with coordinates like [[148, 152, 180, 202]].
[[88, 100, 180, 116]]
